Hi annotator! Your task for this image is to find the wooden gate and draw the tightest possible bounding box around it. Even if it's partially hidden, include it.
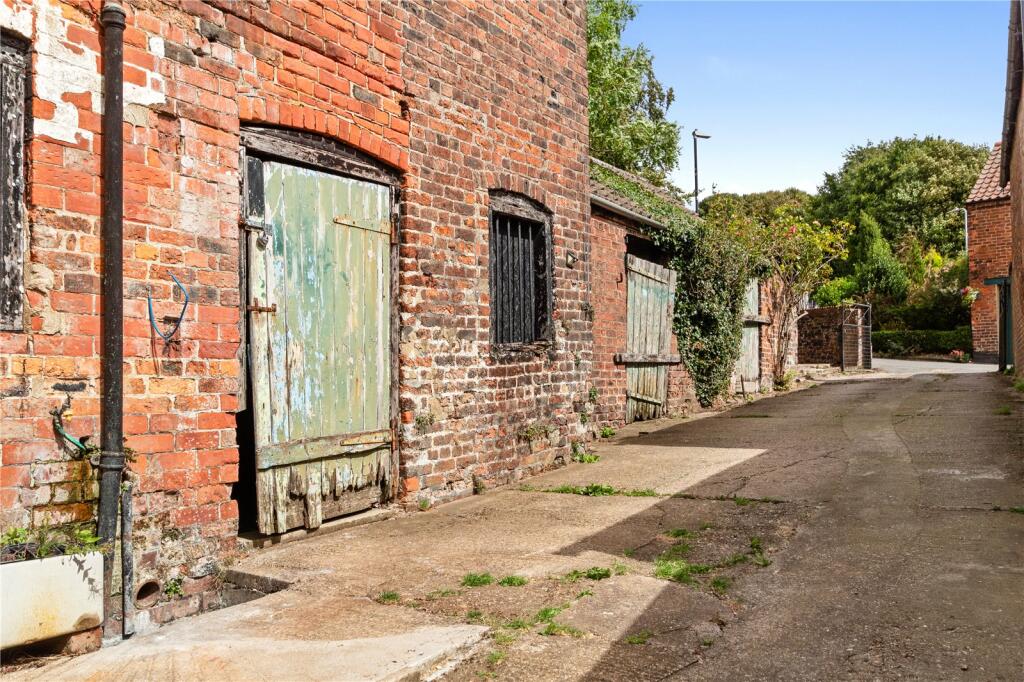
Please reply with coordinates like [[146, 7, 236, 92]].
[[619, 255, 678, 422], [247, 158, 393, 534], [735, 279, 761, 390]]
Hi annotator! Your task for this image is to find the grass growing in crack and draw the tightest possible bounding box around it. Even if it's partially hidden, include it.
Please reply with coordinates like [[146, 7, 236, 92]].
[[710, 577, 731, 594], [426, 588, 458, 600], [563, 566, 612, 582], [733, 496, 752, 506], [749, 537, 772, 566], [1010, 507, 1024, 514], [995, 405, 1013, 415], [493, 632, 517, 645], [661, 542, 692, 558], [534, 604, 569, 623], [536, 483, 662, 497], [666, 528, 694, 538], [613, 562, 629, 575], [576, 589, 594, 598], [486, 650, 506, 666], [498, 575, 528, 587], [622, 548, 635, 557], [503, 618, 530, 630], [722, 553, 749, 567], [376, 591, 400, 604], [540, 622, 584, 637], [462, 572, 494, 587], [1013, 379, 1024, 392], [467, 610, 484, 622], [654, 558, 713, 584], [624, 630, 653, 645]]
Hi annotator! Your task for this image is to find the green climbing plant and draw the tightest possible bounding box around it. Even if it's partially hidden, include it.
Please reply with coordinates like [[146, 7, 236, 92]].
[[591, 163, 756, 405]]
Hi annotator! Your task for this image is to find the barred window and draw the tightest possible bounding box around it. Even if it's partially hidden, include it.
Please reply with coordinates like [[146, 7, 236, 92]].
[[489, 193, 552, 347], [1, 32, 28, 331]]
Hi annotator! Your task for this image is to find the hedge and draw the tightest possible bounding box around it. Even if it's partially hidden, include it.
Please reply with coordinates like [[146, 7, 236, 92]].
[[872, 326, 972, 357]]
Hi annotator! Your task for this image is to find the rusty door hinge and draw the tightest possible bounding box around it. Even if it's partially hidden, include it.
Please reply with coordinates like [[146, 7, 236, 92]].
[[248, 299, 277, 314]]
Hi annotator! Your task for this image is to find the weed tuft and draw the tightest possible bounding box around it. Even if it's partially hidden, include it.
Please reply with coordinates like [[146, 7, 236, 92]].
[[533, 604, 569, 623], [498, 575, 528, 587], [461, 572, 494, 587], [503, 618, 530, 630], [600, 426, 616, 438], [710, 577, 731, 594], [540, 622, 584, 637], [564, 566, 613, 582], [426, 589, 457, 600], [624, 630, 653, 645], [995, 405, 1012, 415], [467, 610, 484, 622], [376, 591, 400, 604], [665, 528, 693, 538]]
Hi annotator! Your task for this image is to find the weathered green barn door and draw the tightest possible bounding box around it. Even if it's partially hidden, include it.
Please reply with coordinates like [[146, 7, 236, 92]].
[[248, 159, 392, 534], [622, 255, 678, 422], [735, 279, 761, 391]]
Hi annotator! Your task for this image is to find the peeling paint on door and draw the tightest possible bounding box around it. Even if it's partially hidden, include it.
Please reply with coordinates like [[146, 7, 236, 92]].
[[249, 160, 392, 534]]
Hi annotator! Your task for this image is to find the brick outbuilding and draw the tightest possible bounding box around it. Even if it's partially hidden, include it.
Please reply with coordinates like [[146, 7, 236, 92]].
[[1000, 0, 1024, 375], [0, 0, 588, 631], [966, 143, 1012, 364]]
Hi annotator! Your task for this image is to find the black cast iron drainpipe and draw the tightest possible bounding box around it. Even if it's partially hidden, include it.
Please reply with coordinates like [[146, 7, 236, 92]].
[[98, 0, 131, 640]]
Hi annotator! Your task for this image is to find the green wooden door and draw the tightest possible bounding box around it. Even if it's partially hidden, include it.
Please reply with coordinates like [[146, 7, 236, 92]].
[[625, 255, 677, 422], [249, 160, 392, 534], [735, 279, 761, 389]]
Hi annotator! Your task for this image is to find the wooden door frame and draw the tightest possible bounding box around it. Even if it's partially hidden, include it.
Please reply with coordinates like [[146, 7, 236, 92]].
[[238, 126, 403, 508]]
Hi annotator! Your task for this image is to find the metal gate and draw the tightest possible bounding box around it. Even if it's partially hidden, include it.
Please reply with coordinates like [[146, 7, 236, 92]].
[[618, 255, 678, 422], [840, 303, 872, 371], [246, 157, 393, 534]]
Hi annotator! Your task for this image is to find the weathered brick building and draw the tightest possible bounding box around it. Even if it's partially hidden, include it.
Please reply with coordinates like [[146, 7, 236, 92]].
[[1, 0, 588, 629], [589, 160, 695, 427], [966, 143, 1012, 364], [1001, 0, 1024, 375]]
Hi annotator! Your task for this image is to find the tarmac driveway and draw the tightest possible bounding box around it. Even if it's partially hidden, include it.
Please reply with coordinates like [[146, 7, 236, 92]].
[[16, 371, 1023, 681]]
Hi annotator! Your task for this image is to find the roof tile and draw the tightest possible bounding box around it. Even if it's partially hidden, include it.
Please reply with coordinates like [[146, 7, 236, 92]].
[[967, 143, 1010, 204]]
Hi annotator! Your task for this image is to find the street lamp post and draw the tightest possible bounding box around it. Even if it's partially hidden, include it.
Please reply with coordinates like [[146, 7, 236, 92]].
[[692, 129, 711, 213]]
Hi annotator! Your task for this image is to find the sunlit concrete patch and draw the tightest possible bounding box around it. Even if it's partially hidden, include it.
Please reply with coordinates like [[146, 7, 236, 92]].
[[533, 445, 766, 495], [921, 467, 1008, 480], [9, 624, 489, 682]]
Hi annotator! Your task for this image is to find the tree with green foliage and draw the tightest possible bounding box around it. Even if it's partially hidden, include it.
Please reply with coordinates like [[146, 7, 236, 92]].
[[814, 136, 987, 257], [847, 213, 909, 303], [699, 188, 813, 224], [724, 207, 852, 383], [587, 0, 680, 183]]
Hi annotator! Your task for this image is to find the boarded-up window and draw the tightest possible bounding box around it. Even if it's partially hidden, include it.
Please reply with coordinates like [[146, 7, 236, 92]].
[[489, 193, 552, 346], [1, 33, 28, 331]]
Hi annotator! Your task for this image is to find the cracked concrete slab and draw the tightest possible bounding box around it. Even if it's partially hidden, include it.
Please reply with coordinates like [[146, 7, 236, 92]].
[[10, 371, 1022, 680]]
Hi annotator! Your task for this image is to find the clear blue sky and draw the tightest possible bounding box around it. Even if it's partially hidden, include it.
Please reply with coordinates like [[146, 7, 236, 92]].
[[622, 1, 1008, 199]]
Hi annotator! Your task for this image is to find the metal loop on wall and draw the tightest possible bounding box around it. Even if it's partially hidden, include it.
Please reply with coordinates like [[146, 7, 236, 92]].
[[147, 273, 189, 341]]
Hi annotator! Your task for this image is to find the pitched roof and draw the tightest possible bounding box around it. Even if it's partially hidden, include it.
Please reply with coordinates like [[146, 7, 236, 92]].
[[967, 143, 1010, 204], [589, 158, 695, 229]]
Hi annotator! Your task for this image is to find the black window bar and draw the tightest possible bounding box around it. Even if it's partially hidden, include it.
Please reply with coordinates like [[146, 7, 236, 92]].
[[490, 212, 549, 346]]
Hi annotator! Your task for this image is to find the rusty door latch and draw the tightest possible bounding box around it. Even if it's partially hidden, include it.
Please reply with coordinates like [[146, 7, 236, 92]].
[[248, 298, 277, 314]]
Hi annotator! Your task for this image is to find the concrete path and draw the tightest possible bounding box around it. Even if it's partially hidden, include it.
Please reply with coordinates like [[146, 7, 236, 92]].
[[873, 357, 999, 375], [11, 372, 1023, 680]]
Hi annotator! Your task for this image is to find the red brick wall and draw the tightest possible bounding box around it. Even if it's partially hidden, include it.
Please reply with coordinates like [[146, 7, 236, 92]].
[[590, 210, 694, 429], [1012, 100, 1024, 377], [396, 1, 590, 502], [966, 197, 1012, 362], [1, 0, 408, 625]]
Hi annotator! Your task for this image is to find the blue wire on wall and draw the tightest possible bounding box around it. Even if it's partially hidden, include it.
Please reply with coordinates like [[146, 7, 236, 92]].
[[147, 273, 189, 341]]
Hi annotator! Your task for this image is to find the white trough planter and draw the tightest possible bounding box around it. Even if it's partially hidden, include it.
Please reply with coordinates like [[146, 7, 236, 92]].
[[1, 551, 103, 649]]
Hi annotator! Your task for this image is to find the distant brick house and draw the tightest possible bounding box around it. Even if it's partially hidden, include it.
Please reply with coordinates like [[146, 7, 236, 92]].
[[1001, 0, 1024, 375], [966, 143, 1012, 365], [0, 0, 588, 629]]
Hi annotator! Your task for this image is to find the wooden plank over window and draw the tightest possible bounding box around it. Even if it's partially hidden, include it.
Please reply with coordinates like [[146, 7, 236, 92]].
[[1, 33, 28, 331]]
